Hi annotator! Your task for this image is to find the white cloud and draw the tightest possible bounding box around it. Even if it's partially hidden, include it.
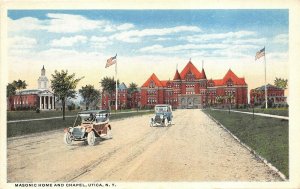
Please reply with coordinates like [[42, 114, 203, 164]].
[[155, 37, 172, 41], [273, 34, 288, 44], [139, 43, 258, 54], [116, 23, 135, 31], [8, 36, 37, 49], [50, 35, 87, 47], [184, 30, 256, 42], [139, 45, 164, 52], [268, 52, 289, 61], [112, 25, 201, 43], [222, 38, 267, 45], [9, 14, 135, 34], [89, 36, 112, 49], [8, 17, 46, 32], [46, 13, 107, 33]]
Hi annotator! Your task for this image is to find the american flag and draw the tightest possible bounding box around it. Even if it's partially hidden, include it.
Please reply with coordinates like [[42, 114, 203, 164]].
[[255, 48, 265, 61], [105, 54, 117, 68]]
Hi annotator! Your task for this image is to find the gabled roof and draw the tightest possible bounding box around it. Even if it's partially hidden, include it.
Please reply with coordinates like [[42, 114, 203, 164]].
[[180, 61, 203, 79], [200, 68, 207, 79], [142, 73, 163, 87], [118, 82, 127, 90], [209, 69, 246, 86], [212, 79, 224, 86], [222, 69, 246, 85], [173, 69, 181, 80], [160, 80, 168, 87], [254, 84, 283, 91]]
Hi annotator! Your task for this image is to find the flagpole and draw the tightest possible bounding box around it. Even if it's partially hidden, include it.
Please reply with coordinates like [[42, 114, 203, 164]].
[[264, 46, 267, 109], [115, 55, 118, 111]]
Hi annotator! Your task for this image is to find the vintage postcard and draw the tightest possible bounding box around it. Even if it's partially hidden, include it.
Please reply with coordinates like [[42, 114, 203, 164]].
[[1, 0, 300, 189]]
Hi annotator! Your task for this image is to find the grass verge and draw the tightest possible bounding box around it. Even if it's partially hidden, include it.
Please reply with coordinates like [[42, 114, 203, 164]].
[[203, 109, 289, 178], [7, 111, 153, 138], [7, 110, 80, 121], [234, 108, 288, 117]]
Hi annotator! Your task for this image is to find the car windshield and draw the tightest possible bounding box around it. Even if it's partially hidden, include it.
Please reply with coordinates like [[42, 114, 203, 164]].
[[80, 113, 95, 123], [155, 106, 168, 113]]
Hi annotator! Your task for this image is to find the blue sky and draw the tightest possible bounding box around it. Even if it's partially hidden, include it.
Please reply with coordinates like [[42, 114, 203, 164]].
[[8, 10, 288, 91]]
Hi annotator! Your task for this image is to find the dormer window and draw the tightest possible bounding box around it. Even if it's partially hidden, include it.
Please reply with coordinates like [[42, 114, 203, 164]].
[[149, 81, 155, 88], [208, 81, 214, 87], [186, 71, 195, 81], [227, 79, 233, 87]]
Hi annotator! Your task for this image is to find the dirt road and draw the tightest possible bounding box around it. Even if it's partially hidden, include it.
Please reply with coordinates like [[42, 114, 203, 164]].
[[7, 109, 281, 182]]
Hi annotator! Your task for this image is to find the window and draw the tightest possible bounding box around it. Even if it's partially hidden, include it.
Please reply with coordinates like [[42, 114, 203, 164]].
[[149, 81, 155, 88]]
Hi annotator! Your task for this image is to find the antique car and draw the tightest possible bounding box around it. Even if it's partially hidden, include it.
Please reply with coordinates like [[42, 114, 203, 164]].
[[63, 110, 112, 146], [150, 104, 173, 127]]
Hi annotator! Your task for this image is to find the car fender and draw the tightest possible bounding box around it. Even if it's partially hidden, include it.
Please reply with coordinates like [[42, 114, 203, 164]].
[[105, 123, 111, 130], [86, 127, 93, 133]]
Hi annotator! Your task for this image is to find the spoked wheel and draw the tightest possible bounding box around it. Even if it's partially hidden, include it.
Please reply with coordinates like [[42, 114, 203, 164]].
[[106, 127, 113, 139], [64, 132, 72, 145], [87, 131, 96, 146], [164, 118, 169, 127]]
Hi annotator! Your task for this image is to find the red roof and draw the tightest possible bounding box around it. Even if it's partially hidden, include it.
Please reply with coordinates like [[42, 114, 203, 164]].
[[180, 61, 203, 79], [200, 68, 207, 79], [142, 73, 163, 87], [223, 69, 246, 85], [173, 69, 181, 80], [160, 80, 168, 87], [212, 79, 224, 86], [211, 69, 246, 86]]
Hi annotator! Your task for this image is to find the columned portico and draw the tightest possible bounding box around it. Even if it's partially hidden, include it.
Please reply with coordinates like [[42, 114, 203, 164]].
[[39, 92, 55, 110]]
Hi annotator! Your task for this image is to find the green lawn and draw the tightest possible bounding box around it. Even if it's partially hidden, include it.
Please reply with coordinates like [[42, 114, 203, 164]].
[[203, 109, 289, 178], [7, 110, 80, 121], [7, 109, 150, 121], [234, 108, 289, 117], [7, 110, 153, 138]]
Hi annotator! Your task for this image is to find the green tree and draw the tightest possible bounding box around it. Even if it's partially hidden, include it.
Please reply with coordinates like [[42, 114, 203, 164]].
[[128, 82, 138, 108], [79, 85, 100, 110], [226, 93, 235, 111], [7, 83, 16, 110], [216, 96, 224, 105], [274, 77, 288, 89], [100, 77, 119, 108], [128, 82, 138, 94], [51, 70, 83, 120], [7, 83, 16, 97], [12, 79, 28, 109]]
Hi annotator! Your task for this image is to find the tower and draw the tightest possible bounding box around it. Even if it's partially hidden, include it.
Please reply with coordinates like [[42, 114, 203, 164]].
[[38, 65, 49, 90]]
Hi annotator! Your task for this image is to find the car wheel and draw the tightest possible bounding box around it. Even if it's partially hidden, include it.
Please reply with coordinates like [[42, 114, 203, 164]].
[[164, 118, 168, 127], [87, 131, 96, 146], [107, 127, 113, 139], [150, 121, 153, 127], [64, 132, 72, 145]]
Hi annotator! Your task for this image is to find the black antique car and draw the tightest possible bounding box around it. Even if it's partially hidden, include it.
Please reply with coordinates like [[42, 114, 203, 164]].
[[150, 104, 173, 127], [63, 110, 112, 146]]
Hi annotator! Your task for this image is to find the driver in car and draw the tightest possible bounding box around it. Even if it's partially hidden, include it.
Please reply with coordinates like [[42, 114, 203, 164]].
[[85, 113, 95, 122]]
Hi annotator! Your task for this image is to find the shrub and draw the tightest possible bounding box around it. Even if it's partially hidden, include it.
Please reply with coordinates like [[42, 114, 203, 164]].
[[36, 108, 40, 113]]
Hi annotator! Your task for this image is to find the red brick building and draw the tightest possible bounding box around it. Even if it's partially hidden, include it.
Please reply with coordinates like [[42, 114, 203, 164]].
[[250, 84, 287, 107], [101, 82, 130, 110], [7, 66, 55, 111], [140, 61, 248, 108], [8, 90, 55, 111]]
